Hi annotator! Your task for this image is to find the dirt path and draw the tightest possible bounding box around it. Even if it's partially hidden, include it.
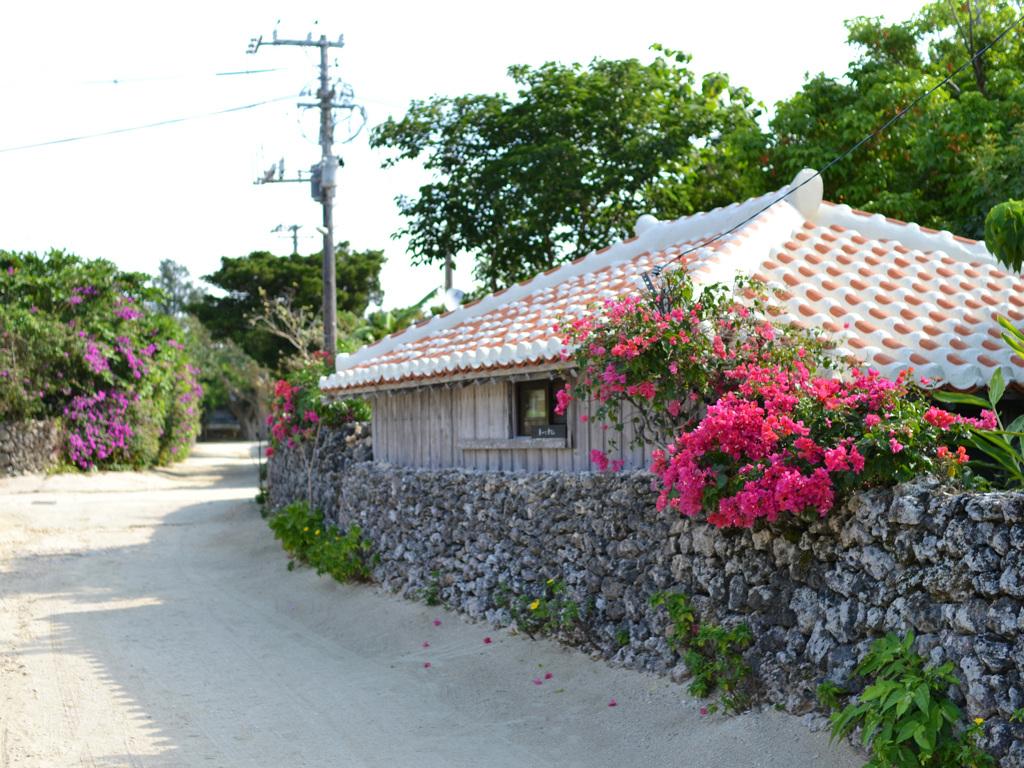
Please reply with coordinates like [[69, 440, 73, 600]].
[[0, 442, 867, 767]]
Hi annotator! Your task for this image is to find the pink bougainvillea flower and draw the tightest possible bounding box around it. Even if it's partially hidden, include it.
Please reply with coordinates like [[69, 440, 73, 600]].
[[700, 707, 708, 714], [608, 700, 617, 707], [424, 662, 431, 668], [484, 637, 491, 644], [533, 679, 543, 685], [423, 642, 429, 647], [433, 620, 441, 626], [544, 672, 552, 679]]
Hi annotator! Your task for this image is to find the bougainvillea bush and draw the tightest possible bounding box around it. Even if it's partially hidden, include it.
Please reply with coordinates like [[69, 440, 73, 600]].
[[556, 270, 845, 448], [651, 364, 987, 528], [0, 249, 202, 470], [265, 351, 369, 457], [557, 269, 987, 528]]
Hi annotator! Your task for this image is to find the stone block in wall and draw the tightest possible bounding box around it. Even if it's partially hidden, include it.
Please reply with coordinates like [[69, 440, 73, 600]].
[[0, 418, 59, 476]]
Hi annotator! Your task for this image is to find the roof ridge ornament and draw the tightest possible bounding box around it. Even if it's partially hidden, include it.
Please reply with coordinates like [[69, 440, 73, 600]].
[[785, 168, 823, 222]]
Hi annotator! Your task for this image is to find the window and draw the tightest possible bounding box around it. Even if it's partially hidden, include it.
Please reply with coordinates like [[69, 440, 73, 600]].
[[515, 378, 567, 437]]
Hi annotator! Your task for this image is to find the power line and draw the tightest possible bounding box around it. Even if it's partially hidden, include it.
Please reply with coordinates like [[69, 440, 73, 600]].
[[0, 95, 296, 154], [0, 67, 298, 89]]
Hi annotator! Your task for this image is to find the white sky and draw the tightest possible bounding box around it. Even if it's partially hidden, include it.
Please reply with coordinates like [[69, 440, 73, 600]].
[[1, 0, 928, 310]]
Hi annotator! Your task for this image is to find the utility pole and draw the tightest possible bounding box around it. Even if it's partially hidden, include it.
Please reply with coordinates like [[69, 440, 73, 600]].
[[271, 224, 303, 255], [248, 30, 346, 355]]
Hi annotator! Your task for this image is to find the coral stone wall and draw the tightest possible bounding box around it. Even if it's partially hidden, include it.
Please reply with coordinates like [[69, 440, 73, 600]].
[[269, 426, 1024, 766], [0, 419, 59, 476], [266, 422, 372, 513]]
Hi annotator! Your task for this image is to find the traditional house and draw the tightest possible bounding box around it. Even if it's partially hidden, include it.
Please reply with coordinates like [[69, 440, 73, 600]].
[[320, 169, 1024, 472]]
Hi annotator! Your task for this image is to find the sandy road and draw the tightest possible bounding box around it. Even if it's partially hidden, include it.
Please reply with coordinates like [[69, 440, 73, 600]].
[[0, 442, 867, 767]]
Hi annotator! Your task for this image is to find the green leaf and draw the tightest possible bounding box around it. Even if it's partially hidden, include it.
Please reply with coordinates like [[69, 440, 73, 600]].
[[931, 390, 992, 409], [912, 724, 934, 752], [989, 367, 1006, 408], [912, 683, 931, 715], [896, 717, 921, 744]]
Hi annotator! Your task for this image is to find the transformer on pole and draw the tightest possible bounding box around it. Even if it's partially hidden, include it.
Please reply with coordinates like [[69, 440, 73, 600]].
[[248, 30, 348, 356]]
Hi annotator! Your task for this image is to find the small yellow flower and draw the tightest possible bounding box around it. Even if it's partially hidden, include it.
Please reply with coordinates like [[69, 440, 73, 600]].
[[303, 527, 309, 532], [315, 530, 321, 535], [529, 599, 540, 610], [974, 717, 984, 725], [547, 579, 555, 584]]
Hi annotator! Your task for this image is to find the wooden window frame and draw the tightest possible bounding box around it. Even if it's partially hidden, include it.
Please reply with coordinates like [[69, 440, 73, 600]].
[[514, 377, 567, 437]]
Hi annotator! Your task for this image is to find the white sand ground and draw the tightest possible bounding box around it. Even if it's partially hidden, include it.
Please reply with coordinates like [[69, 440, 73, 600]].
[[0, 442, 869, 767]]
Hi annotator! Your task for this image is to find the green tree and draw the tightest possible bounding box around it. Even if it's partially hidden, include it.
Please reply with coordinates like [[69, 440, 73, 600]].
[[767, 0, 1024, 240], [191, 244, 385, 371], [182, 316, 269, 441], [150, 259, 203, 317], [371, 48, 767, 291]]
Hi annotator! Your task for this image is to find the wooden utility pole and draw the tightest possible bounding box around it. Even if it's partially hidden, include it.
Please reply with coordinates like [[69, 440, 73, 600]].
[[248, 30, 346, 355]]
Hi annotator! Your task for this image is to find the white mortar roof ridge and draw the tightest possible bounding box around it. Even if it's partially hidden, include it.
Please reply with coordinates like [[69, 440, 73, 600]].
[[321, 169, 1024, 396]]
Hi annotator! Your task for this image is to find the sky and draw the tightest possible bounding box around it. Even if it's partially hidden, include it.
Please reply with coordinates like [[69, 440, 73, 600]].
[[1, 0, 931, 310]]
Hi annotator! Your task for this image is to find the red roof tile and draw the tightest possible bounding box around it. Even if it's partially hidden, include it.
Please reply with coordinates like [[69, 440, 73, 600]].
[[322, 170, 1024, 396]]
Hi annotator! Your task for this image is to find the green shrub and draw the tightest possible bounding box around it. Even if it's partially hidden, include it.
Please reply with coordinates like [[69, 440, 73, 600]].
[[822, 631, 993, 768], [0, 250, 201, 469], [307, 523, 377, 583], [267, 501, 323, 569], [267, 501, 377, 582]]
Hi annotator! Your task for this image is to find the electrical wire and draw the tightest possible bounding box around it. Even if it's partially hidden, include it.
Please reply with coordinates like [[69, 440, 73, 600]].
[[0, 95, 296, 154], [648, 11, 1024, 284], [0, 67, 297, 89]]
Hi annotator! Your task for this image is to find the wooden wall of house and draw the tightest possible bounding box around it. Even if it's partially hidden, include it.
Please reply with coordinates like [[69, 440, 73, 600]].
[[368, 379, 652, 472]]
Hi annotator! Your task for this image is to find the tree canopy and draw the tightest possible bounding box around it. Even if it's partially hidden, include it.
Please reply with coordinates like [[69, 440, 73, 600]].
[[192, 244, 385, 371], [374, 1, 1024, 288], [371, 48, 767, 290], [766, 0, 1024, 240], [150, 259, 203, 317]]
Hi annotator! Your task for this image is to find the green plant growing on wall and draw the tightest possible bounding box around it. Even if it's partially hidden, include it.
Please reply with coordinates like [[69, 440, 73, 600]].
[[496, 578, 591, 641], [307, 523, 378, 583], [823, 631, 994, 768], [649, 591, 753, 712], [417, 570, 443, 606]]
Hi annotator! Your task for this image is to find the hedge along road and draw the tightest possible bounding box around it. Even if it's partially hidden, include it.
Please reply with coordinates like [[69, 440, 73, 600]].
[[0, 442, 867, 768]]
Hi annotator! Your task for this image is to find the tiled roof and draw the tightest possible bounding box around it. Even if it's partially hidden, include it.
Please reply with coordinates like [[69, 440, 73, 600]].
[[321, 169, 1024, 395]]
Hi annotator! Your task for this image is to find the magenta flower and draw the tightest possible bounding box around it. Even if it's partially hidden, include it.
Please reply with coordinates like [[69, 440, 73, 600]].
[[533, 679, 542, 685], [424, 662, 431, 668], [423, 642, 429, 647], [433, 620, 441, 626], [544, 672, 552, 679], [484, 637, 491, 644], [608, 700, 617, 707]]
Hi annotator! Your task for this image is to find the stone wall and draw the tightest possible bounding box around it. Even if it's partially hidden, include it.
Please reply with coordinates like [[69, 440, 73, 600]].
[[269, 426, 1024, 766], [0, 419, 59, 476], [266, 422, 372, 513]]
